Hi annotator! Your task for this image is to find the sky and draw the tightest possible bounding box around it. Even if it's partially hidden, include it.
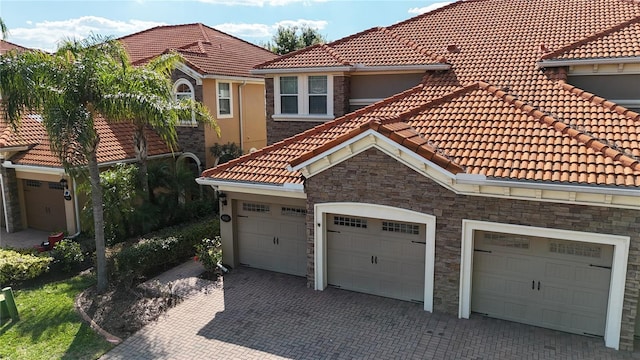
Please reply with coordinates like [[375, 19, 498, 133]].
[[0, 0, 452, 52]]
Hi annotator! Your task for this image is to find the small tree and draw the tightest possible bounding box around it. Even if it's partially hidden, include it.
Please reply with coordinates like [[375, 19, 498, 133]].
[[210, 142, 244, 167], [267, 26, 327, 55]]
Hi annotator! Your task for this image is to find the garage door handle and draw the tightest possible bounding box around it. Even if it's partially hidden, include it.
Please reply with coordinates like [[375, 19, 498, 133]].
[[537, 281, 540, 291], [371, 256, 374, 264], [273, 237, 276, 244], [375, 256, 378, 264], [411, 241, 426, 244], [532, 280, 535, 290], [276, 237, 279, 245], [328, 230, 340, 233], [589, 264, 612, 270]]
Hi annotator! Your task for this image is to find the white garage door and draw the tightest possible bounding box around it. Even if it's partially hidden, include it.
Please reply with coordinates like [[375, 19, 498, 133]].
[[327, 214, 426, 302], [237, 201, 307, 276], [472, 230, 613, 336]]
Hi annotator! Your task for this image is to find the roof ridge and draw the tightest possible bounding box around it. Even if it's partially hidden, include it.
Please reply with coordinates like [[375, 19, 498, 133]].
[[198, 23, 212, 43], [319, 44, 351, 66], [482, 82, 640, 171], [379, 27, 447, 63], [541, 16, 640, 60], [198, 23, 276, 54]]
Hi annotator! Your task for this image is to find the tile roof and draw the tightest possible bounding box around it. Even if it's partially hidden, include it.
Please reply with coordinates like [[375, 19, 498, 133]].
[[0, 110, 173, 167], [257, 27, 446, 70], [118, 23, 277, 78], [0, 40, 30, 55], [204, 0, 640, 189], [542, 17, 640, 60]]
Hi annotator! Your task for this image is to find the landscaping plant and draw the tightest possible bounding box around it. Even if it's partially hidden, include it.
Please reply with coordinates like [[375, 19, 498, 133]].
[[52, 240, 85, 272]]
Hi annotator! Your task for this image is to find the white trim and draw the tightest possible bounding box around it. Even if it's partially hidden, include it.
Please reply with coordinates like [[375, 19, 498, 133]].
[[216, 81, 233, 119], [177, 152, 202, 174], [173, 78, 197, 126], [274, 74, 334, 117], [459, 220, 629, 350], [272, 114, 335, 122], [202, 74, 263, 84], [314, 202, 436, 312], [195, 177, 306, 199], [253, 66, 353, 75], [251, 64, 451, 75], [175, 63, 203, 85], [609, 99, 640, 108], [349, 98, 383, 106], [1, 161, 66, 175], [538, 56, 640, 68]]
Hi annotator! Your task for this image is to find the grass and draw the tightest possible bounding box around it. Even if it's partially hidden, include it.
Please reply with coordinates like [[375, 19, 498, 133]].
[[0, 275, 114, 360]]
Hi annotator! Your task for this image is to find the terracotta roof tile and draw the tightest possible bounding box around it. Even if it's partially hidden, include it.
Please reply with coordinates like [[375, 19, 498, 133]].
[[0, 40, 31, 55], [204, 0, 640, 188], [1, 109, 172, 167], [119, 23, 277, 78]]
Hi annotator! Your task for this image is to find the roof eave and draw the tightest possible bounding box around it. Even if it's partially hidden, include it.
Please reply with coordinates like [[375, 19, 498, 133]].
[[538, 56, 640, 68], [195, 177, 306, 199], [251, 63, 450, 75]]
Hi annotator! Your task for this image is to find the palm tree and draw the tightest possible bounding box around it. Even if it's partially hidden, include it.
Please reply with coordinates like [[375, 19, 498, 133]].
[[0, 18, 7, 39], [0, 36, 214, 292], [112, 53, 218, 198]]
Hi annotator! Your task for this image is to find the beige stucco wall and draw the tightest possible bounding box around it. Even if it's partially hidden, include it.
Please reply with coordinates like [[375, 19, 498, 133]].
[[203, 79, 267, 168]]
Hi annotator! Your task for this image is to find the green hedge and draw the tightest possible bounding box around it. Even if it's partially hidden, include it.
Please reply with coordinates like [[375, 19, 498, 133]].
[[0, 249, 52, 285], [112, 218, 219, 281]]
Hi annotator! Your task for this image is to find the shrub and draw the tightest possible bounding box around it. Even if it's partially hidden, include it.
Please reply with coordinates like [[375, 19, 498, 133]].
[[52, 240, 85, 272], [112, 218, 219, 283], [0, 249, 51, 285], [195, 236, 222, 273]]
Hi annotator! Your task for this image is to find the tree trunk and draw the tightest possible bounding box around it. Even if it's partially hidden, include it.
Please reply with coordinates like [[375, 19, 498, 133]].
[[134, 126, 149, 201], [88, 150, 108, 293]]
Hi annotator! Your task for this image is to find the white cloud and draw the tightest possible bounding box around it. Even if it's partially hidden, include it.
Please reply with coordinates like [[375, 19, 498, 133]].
[[197, 0, 326, 6], [7, 16, 166, 52], [408, 1, 452, 15], [215, 19, 328, 39]]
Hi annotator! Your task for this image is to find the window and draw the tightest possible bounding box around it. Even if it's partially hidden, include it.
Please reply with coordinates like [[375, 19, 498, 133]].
[[308, 76, 327, 114], [217, 82, 232, 117], [333, 216, 367, 228], [280, 76, 298, 114], [173, 79, 196, 126], [274, 75, 333, 120], [382, 221, 420, 235], [242, 202, 270, 213]]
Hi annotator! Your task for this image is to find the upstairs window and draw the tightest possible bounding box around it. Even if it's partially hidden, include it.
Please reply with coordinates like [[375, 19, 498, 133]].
[[173, 79, 196, 126], [280, 76, 299, 114], [217, 82, 232, 118], [308, 76, 327, 114], [274, 75, 333, 120]]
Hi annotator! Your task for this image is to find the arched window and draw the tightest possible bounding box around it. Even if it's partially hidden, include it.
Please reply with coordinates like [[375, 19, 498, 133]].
[[173, 79, 196, 126]]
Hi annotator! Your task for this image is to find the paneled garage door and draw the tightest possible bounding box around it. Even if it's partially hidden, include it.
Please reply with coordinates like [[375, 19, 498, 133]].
[[236, 201, 307, 276], [23, 180, 66, 232], [472, 230, 613, 336], [327, 214, 426, 302]]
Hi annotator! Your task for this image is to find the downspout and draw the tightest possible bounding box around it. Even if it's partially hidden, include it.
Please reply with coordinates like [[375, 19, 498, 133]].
[[71, 177, 81, 237], [0, 172, 8, 233], [239, 81, 246, 150]]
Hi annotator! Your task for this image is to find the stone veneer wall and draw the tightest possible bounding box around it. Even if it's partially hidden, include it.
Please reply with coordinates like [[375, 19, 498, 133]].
[[172, 70, 206, 165], [1, 166, 22, 232], [265, 76, 351, 145], [304, 147, 640, 351]]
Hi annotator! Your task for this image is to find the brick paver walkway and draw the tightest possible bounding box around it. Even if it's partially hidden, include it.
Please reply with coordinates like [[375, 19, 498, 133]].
[[102, 267, 640, 360]]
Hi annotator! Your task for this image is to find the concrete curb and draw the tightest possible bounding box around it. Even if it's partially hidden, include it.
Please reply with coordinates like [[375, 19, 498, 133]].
[[74, 290, 123, 345]]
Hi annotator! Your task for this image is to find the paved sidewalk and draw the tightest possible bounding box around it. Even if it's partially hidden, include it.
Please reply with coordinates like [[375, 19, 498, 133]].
[[102, 266, 640, 360]]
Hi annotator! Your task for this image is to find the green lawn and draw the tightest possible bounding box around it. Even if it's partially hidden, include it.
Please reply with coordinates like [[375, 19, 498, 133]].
[[0, 275, 114, 360]]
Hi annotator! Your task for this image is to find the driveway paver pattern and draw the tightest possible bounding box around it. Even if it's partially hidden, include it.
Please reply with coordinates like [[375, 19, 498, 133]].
[[102, 267, 640, 359]]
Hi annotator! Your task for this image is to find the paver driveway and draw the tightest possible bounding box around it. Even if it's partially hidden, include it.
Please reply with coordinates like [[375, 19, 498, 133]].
[[102, 267, 640, 360]]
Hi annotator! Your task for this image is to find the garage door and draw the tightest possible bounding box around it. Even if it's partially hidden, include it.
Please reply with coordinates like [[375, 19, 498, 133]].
[[327, 214, 425, 302], [236, 201, 307, 276], [472, 230, 613, 336], [23, 180, 66, 232]]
